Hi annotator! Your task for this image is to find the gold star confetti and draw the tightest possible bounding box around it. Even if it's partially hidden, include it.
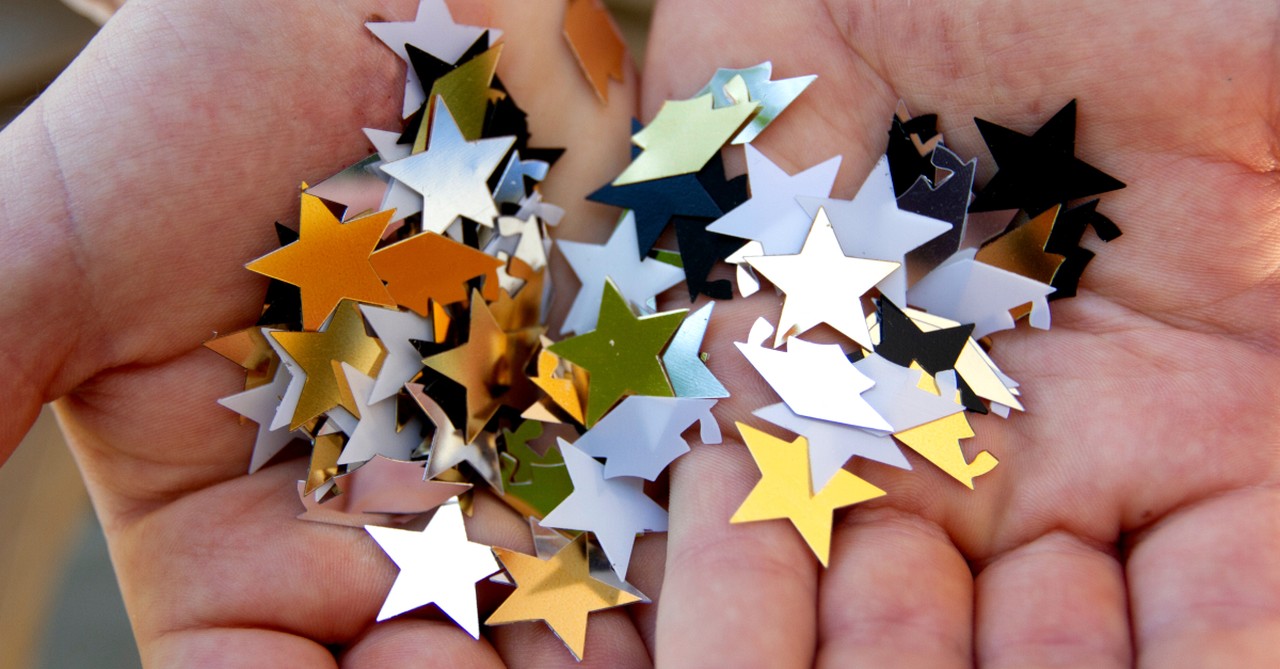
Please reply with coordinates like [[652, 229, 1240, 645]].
[[730, 423, 886, 566], [415, 43, 505, 149], [548, 280, 685, 426], [369, 231, 503, 316], [487, 533, 643, 660], [270, 300, 385, 429], [563, 0, 627, 102], [612, 76, 759, 185], [423, 292, 509, 441], [976, 204, 1067, 285], [305, 432, 344, 495], [246, 193, 395, 330], [893, 411, 998, 489]]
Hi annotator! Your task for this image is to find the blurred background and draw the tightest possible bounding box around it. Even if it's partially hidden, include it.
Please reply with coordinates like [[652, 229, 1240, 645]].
[[0, 1, 653, 667]]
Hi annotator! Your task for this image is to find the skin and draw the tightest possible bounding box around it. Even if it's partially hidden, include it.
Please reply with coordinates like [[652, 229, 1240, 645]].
[[1, 0, 1277, 666]]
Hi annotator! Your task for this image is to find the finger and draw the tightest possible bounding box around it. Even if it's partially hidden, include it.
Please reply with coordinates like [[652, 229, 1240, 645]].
[[655, 439, 819, 668], [144, 628, 337, 669], [974, 531, 1130, 669], [816, 507, 972, 669], [623, 532, 667, 656], [491, 608, 650, 669], [1129, 488, 1280, 667], [342, 619, 504, 669]]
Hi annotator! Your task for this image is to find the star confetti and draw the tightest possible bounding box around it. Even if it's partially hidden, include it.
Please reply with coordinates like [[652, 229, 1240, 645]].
[[549, 280, 685, 426], [212, 8, 1130, 659], [540, 440, 669, 578], [745, 209, 899, 349], [366, 503, 498, 636], [246, 194, 395, 330], [488, 533, 644, 660], [563, 0, 627, 102], [731, 423, 887, 566]]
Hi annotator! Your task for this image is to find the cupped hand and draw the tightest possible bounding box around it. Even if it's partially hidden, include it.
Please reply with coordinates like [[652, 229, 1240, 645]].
[[3, 0, 1278, 667], [642, 1, 1280, 667], [0, 0, 655, 666]]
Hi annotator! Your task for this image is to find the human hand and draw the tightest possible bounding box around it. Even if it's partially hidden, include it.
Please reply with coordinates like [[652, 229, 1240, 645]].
[[642, 1, 1280, 667], [0, 0, 660, 665], [4, 0, 1278, 666]]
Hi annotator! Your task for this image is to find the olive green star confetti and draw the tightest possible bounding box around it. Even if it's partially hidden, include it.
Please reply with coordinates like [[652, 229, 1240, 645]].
[[548, 280, 685, 426]]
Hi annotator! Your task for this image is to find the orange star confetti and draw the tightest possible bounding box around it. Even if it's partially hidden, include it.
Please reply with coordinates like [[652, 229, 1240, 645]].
[[246, 193, 395, 330], [563, 0, 627, 102], [369, 231, 503, 316]]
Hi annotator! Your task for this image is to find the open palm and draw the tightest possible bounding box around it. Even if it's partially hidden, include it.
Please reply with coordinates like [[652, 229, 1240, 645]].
[[642, 0, 1280, 667], [1, 0, 1276, 666]]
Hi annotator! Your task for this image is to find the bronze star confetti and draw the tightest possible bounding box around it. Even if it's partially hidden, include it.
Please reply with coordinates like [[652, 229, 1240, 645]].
[[563, 0, 627, 102]]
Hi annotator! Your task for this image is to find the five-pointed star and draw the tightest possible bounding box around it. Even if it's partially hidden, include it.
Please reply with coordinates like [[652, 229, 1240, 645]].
[[898, 144, 977, 275], [975, 205, 1067, 286], [364, 128, 419, 223], [246, 194, 395, 330], [370, 231, 503, 316], [366, 503, 498, 637], [906, 254, 1056, 338], [797, 156, 952, 305], [564, 0, 627, 102], [588, 170, 723, 259], [407, 383, 505, 492], [269, 301, 386, 429], [730, 423, 887, 566], [380, 99, 515, 233], [968, 99, 1126, 214], [754, 402, 910, 490], [334, 456, 469, 516], [613, 80, 759, 185], [574, 396, 721, 480], [695, 61, 816, 145], [745, 209, 899, 349], [487, 533, 643, 661], [335, 364, 424, 466], [539, 440, 667, 579], [217, 362, 300, 473], [894, 411, 998, 489], [423, 294, 509, 442], [549, 280, 685, 426], [661, 302, 729, 398], [557, 211, 685, 336], [874, 298, 973, 376], [358, 305, 433, 403], [366, 0, 499, 116], [736, 317, 891, 431], [707, 145, 841, 256]]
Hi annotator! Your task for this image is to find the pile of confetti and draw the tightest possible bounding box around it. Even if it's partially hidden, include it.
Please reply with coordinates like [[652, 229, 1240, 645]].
[[208, 0, 1124, 660]]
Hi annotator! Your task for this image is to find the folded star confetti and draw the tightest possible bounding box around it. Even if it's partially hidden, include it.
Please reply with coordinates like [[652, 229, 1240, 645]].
[[210, 0, 1125, 660]]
